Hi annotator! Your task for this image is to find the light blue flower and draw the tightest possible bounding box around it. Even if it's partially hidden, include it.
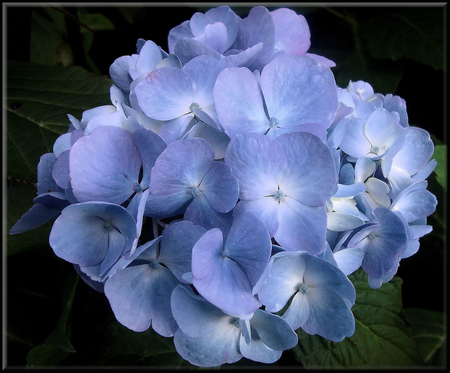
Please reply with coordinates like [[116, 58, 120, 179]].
[[145, 137, 238, 236], [191, 212, 271, 318], [171, 285, 298, 367], [225, 131, 337, 254], [254, 251, 356, 342], [214, 54, 338, 139], [104, 220, 206, 336]]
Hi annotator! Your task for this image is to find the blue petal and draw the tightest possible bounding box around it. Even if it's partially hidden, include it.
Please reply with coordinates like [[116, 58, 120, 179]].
[[191, 228, 262, 318], [158, 220, 207, 283], [150, 138, 215, 195], [261, 55, 338, 130], [358, 207, 409, 278], [250, 309, 298, 351], [301, 286, 355, 342], [183, 54, 232, 107], [134, 66, 193, 121], [224, 212, 272, 286], [132, 128, 167, 189], [256, 252, 306, 313], [271, 8, 310, 55], [214, 67, 268, 139], [184, 193, 234, 238], [104, 264, 179, 336], [200, 162, 239, 213], [9, 203, 60, 235], [276, 198, 327, 254], [225, 133, 285, 200], [231, 6, 275, 70], [171, 286, 242, 367], [49, 202, 137, 267], [277, 131, 337, 206], [69, 126, 141, 204]]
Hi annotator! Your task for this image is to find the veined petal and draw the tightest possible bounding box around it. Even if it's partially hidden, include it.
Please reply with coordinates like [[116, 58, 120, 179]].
[[256, 252, 306, 313], [277, 131, 337, 206], [69, 126, 140, 204], [104, 264, 179, 336], [150, 138, 215, 194], [200, 161, 239, 213], [276, 198, 327, 254], [192, 228, 262, 318], [134, 66, 193, 121], [225, 133, 285, 200], [213, 67, 269, 139], [261, 54, 338, 130]]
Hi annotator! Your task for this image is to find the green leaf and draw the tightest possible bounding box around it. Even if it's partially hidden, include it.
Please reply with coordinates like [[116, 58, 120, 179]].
[[30, 7, 74, 67], [6, 61, 112, 182], [432, 144, 447, 190], [360, 8, 444, 71], [92, 321, 185, 367], [26, 270, 79, 366], [293, 269, 423, 367], [405, 307, 446, 366]]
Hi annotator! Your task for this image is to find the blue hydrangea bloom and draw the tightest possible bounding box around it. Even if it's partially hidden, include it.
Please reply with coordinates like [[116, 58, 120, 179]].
[[225, 131, 337, 254], [254, 251, 356, 342], [49, 199, 147, 282], [145, 137, 238, 235], [191, 212, 272, 318], [104, 220, 206, 336], [133, 54, 232, 143], [214, 54, 338, 139], [171, 285, 298, 367]]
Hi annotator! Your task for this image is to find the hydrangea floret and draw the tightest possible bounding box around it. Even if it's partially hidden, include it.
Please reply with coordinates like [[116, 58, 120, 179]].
[[10, 5, 438, 367]]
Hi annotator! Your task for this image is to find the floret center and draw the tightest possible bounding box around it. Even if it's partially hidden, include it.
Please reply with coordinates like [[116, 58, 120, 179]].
[[191, 186, 201, 198], [273, 189, 285, 202], [189, 102, 201, 112], [269, 116, 279, 128], [299, 284, 310, 295]]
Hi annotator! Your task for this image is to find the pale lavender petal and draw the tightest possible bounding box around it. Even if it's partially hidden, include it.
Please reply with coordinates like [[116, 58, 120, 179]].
[[233, 198, 280, 237], [104, 264, 179, 336], [200, 162, 239, 213], [134, 66, 193, 121], [150, 138, 214, 194], [276, 197, 327, 254], [214, 67, 269, 138], [261, 54, 338, 131], [225, 133, 285, 200], [69, 126, 141, 204], [277, 131, 337, 206], [271, 8, 310, 55]]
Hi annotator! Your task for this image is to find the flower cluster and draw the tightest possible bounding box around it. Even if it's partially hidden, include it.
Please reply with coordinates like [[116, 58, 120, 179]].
[[10, 6, 437, 367]]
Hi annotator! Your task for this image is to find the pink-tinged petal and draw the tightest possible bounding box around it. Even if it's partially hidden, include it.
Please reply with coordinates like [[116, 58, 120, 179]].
[[214, 67, 269, 139], [271, 8, 310, 55], [134, 66, 193, 121]]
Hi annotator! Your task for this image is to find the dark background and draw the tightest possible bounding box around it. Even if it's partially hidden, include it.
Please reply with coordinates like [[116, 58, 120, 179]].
[[5, 3, 446, 368]]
